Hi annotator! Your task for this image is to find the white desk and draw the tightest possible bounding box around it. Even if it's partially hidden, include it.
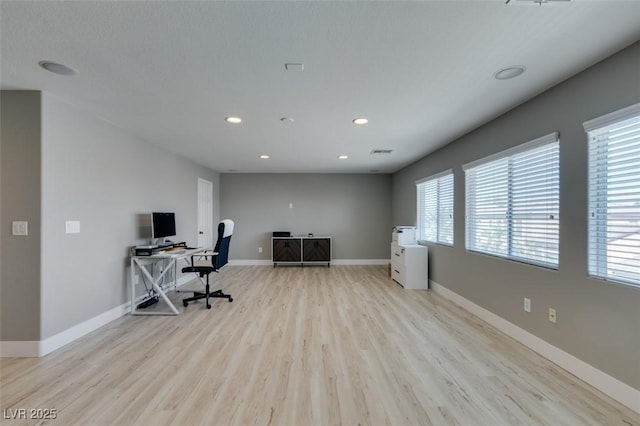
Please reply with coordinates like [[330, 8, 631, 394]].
[[130, 247, 208, 315]]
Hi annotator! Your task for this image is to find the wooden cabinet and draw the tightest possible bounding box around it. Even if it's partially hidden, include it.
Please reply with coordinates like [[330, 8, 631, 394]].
[[272, 237, 331, 267], [272, 238, 301, 262], [391, 243, 428, 289], [303, 238, 331, 262]]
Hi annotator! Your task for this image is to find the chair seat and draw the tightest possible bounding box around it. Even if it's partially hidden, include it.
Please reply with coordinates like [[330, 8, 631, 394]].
[[182, 265, 215, 274]]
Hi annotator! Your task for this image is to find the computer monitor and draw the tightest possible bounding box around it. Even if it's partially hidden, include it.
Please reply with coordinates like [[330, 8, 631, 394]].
[[151, 212, 176, 244]]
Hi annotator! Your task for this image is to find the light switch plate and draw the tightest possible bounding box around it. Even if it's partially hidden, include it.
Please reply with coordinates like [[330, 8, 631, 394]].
[[12, 221, 28, 236], [65, 220, 81, 234]]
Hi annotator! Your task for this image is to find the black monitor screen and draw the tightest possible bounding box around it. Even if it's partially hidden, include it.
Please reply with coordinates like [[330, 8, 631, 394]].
[[151, 212, 176, 239]]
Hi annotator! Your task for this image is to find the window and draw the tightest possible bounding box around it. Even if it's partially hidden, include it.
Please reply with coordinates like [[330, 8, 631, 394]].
[[585, 103, 640, 287], [464, 133, 560, 268], [416, 170, 453, 245]]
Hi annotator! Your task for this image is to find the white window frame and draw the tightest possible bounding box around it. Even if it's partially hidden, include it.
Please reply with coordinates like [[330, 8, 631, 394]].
[[416, 170, 454, 246], [463, 132, 560, 268], [584, 103, 640, 288]]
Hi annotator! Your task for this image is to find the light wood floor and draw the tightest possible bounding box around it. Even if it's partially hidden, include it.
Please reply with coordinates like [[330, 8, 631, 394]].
[[1, 266, 638, 425]]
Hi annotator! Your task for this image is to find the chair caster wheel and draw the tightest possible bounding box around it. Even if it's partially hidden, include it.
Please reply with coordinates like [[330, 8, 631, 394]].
[[207, 304, 211, 309], [228, 297, 233, 302], [183, 301, 188, 307]]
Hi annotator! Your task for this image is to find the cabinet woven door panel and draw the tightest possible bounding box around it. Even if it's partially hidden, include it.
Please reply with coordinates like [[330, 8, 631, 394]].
[[303, 238, 330, 261], [273, 238, 301, 262]]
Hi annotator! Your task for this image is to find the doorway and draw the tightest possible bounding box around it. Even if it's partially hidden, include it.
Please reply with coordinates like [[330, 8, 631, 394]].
[[197, 178, 213, 248]]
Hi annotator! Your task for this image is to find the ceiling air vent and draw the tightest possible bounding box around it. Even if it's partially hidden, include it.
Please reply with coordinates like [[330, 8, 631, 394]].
[[285, 63, 304, 71], [370, 149, 393, 155], [506, 0, 570, 4]]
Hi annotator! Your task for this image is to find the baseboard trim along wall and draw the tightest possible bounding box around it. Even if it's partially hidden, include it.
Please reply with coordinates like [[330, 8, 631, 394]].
[[0, 302, 131, 358], [39, 300, 131, 357], [331, 259, 390, 266], [430, 280, 640, 415], [0, 274, 196, 358], [229, 260, 272, 266], [229, 259, 391, 266]]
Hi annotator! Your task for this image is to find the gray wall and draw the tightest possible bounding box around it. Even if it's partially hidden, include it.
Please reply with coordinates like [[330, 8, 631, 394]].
[[392, 42, 640, 390], [1, 91, 42, 341], [0, 91, 220, 341], [39, 93, 220, 338], [221, 173, 392, 260]]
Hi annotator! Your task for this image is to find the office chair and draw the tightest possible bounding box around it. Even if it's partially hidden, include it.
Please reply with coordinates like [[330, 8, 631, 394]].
[[182, 219, 234, 309]]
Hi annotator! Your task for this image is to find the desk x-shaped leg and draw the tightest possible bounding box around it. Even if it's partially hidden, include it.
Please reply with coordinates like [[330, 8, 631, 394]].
[[131, 257, 179, 315]]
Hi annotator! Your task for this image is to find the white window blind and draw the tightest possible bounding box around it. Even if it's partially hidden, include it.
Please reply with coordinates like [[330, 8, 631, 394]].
[[586, 104, 640, 287], [464, 133, 560, 268], [416, 170, 453, 245]]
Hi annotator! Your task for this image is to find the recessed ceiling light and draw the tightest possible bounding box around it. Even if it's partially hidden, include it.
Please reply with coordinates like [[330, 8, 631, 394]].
[[352, 117, 369, 125], [338, 155, 349, 160], [38, 61, 76, 76], [259, 155, 270, 159], [493, 66, 526, 80], [225, 116, 242, 124]]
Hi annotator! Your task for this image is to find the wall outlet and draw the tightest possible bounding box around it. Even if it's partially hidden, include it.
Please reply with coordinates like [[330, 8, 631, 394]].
[[134, 274, 139, 284], [548, 308, 557, 324], [524, 297, 531, 313], [258, 247, 263, 253], [12, 221, 28, 236]]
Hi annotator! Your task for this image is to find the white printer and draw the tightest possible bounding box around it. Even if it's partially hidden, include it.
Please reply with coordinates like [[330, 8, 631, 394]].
[[392, 226, 417, 245]]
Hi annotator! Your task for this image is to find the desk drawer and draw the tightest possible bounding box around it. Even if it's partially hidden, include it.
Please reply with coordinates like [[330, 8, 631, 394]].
[[391, 244, 405, 263], [391, 265, 405, 286]]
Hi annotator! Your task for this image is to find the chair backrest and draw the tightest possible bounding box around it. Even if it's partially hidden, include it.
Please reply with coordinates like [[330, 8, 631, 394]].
[[213, 219, 234, 269]]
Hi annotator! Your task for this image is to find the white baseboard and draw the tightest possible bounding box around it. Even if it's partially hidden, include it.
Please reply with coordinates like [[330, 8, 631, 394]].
[[1, 274, 196, 358], [229, 259, 390, 266], [1, 303, 132, 358], [229, 259, 272, 266], [331, 259, 390, 265], [38, 301, 131, 356], [430, 280, 640, 415]]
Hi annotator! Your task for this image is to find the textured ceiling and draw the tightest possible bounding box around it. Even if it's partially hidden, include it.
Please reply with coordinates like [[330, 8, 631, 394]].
[[2, 1, 640, 173]]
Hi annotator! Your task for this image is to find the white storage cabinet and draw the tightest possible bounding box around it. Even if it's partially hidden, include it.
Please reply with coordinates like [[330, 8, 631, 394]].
[[390, 243, 428, 289]]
